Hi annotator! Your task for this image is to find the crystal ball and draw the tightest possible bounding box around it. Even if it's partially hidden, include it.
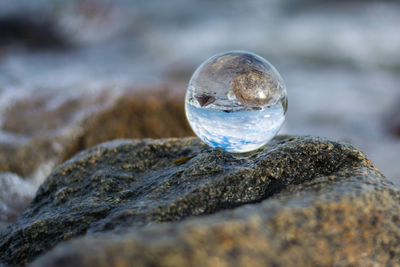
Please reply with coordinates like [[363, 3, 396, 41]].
[[185, 51, 288, 153]]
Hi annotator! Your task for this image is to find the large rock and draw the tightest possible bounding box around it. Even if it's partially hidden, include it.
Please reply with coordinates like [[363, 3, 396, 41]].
[[0, 85, 192, 231], [0, 86, 191, 178], [62, 87, 193, 161], [0, 136, 399, 266]]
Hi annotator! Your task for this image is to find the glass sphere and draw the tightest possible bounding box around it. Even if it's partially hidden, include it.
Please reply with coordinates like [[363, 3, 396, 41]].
[[185, 51, 288, 153]]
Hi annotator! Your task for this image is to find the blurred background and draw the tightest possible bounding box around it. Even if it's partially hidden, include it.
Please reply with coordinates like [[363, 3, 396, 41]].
[[1, 0, 400, 229]]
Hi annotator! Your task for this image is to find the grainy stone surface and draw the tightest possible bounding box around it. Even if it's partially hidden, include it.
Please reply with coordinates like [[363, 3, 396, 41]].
[[0, 86, 191, 179], [0, 86, 192, 231], [0, 136, 399, 266]]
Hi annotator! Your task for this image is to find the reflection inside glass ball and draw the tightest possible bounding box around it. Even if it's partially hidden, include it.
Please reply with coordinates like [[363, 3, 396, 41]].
[[185, 51, 288, 153]]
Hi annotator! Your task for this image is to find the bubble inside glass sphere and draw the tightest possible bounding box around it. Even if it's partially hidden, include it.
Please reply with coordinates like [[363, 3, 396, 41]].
[[185, 51, 288, 153]]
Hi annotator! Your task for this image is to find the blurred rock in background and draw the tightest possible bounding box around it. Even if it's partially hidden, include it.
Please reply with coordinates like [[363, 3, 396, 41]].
[[0, 0, 399, 229]]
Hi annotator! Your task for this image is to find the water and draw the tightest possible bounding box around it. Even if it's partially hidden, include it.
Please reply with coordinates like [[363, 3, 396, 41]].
[[186, 103, 285, 153]]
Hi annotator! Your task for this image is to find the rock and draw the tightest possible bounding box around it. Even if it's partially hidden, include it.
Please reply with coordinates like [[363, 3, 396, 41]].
[[0, 86, 191, 178], [0, 91, 111, 178], [0, 85, 192, 231], [62, 87, 193, 161], [1, 136, 399, 266], [195, 95, 216, 107], [232, 70, 278, 106]]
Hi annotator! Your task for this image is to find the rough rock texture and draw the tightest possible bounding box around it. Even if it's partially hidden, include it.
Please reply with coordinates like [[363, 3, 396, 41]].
[[0, 86, 191, 178], [0, 85, 192, 231], [0, 136, 399, 266]]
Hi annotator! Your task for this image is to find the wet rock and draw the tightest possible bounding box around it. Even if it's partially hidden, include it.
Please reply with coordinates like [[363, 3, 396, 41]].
[[62, 88, 193, 161], [2, 94, 104, 136], [0, 85, 191, 178], [0, 137, 68, 180], [0, 85, 191, 231], [0, 136, 399, 266], [0, 92, 110, 178]]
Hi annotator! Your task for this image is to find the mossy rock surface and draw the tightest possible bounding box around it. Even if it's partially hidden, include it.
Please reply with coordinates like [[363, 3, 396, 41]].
[[0, 136, 399, 266]]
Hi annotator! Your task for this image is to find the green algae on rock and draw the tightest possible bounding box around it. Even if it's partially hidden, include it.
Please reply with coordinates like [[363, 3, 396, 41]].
[[0, 136, 399, 266]]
